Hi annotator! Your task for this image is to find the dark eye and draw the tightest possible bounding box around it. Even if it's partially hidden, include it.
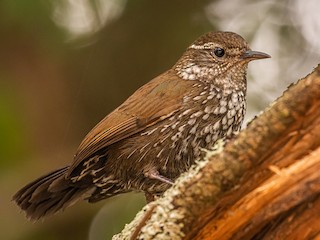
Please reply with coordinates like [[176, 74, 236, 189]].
[[213, 47, 225, 58]]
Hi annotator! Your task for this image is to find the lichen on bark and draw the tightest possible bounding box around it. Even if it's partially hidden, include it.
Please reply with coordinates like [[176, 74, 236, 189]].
[[113, 65, 320, 240]]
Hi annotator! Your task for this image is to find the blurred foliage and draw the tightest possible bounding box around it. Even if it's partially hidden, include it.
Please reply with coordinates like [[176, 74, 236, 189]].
[[0, 76, 28, 168], [0, 0, 319, 239]]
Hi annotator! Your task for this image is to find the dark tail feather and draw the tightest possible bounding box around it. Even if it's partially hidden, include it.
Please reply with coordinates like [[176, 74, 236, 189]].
[[13, 167, 95, 221]]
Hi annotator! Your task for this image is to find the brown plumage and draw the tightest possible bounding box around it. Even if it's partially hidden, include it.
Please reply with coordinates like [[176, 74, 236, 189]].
[[13, 31, 270, 220]]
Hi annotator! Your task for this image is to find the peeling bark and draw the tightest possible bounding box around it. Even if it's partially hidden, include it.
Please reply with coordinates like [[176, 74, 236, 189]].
[[113, 65, 320, 240]]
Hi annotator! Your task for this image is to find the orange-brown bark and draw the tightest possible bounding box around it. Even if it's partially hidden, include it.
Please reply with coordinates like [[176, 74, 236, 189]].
[[189, 65, 320, 240], [114, 65, 320, 240]]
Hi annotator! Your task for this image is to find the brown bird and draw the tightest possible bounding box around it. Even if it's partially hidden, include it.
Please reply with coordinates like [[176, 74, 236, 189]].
[[13, 31, 270, 220]]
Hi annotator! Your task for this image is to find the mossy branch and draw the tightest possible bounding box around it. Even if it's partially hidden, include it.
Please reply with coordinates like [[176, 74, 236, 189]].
[[113, 65, 320, 240]]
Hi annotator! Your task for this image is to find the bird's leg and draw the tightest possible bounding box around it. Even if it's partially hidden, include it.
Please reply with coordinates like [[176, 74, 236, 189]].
[[145, 169, 174, 185]]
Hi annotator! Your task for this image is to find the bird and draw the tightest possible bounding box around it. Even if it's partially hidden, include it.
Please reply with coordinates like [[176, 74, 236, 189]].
[[13, 31, 270, 220]]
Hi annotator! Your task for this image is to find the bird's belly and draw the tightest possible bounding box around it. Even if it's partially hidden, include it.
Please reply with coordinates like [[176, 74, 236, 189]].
[[110, 97, 245, 193]]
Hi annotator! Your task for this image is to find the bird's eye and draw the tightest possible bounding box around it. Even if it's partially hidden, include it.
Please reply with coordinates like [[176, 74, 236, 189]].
[[213, 47, 225, 58]]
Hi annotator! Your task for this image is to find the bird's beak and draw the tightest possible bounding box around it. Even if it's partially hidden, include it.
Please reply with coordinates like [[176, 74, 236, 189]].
[[241, 50, 271, 61]]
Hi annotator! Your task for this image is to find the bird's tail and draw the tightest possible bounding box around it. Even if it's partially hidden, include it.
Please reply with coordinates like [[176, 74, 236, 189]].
[[12, 166, 95, 221]]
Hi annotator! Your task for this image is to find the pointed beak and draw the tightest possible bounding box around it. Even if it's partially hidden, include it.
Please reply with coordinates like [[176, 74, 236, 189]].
[[241, 50, 271, 61]]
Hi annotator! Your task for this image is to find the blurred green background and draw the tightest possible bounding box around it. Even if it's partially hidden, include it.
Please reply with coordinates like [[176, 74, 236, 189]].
[[1, 0, 319, 239]]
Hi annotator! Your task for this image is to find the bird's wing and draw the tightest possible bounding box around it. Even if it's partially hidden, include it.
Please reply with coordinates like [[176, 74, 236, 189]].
[[66, 70, 193, 177]]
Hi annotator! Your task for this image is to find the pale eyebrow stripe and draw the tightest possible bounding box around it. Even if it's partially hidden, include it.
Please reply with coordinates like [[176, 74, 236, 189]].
[[189, 42, 216, 50]]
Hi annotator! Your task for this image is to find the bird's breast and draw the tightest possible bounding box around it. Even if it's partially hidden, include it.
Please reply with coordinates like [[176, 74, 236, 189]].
[[125, 84, 246, 175]]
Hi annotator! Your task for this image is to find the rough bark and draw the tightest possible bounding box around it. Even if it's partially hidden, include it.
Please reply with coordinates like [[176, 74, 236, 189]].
[[113, 65, 320, 240]]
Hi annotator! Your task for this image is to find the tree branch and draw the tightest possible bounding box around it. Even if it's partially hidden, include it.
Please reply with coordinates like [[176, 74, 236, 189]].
[[113, 65, 320, 240]]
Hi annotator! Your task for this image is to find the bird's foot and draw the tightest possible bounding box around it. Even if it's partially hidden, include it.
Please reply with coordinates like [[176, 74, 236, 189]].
[[145, 169, 174, 185], [144, 192, 155, 203]]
